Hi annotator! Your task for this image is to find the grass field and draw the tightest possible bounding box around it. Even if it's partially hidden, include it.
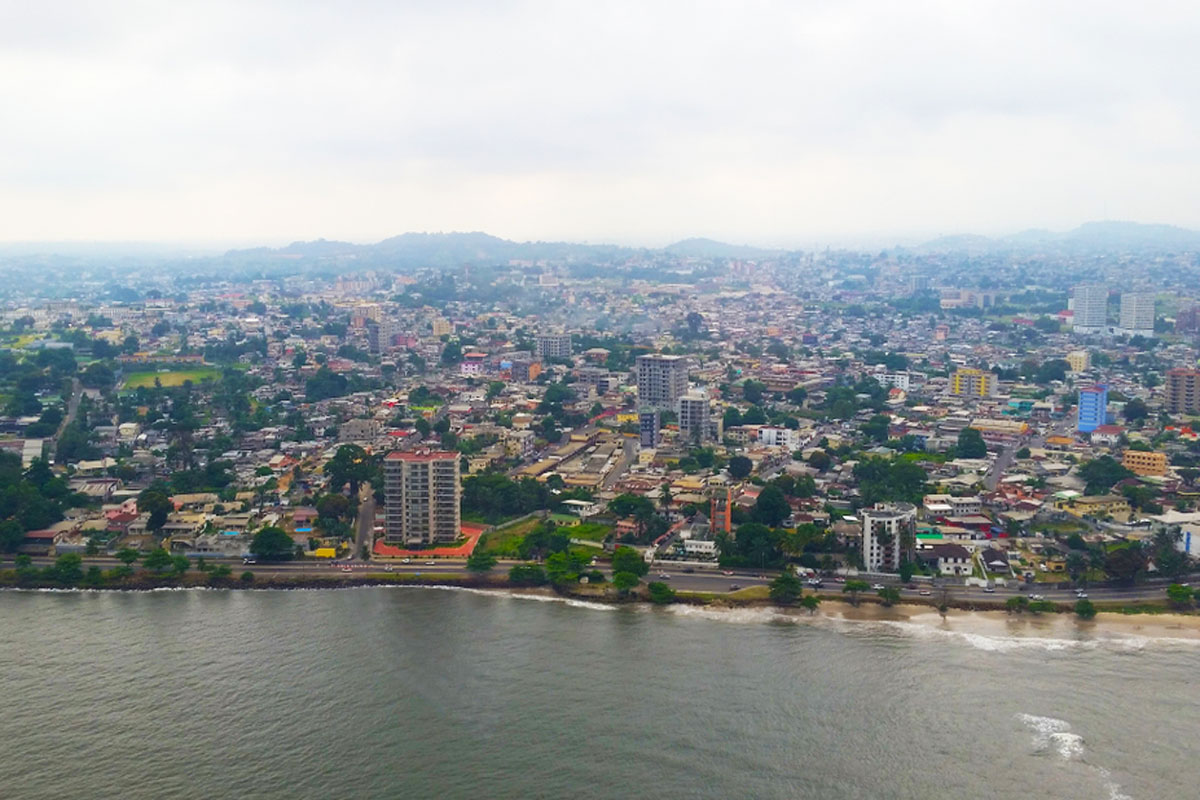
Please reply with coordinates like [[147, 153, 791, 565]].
[[122, 368, 220, 389], [567, 522, 612, 542], [478, 517, 542, 556]]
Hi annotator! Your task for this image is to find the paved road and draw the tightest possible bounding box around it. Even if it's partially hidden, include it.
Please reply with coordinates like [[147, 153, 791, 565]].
[[354, 491, 376, 560]]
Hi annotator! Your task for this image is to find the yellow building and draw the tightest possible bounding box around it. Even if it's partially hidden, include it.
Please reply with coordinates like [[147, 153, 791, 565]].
[[951, 368, 996, 397], [1066, 350, 1091, 373], [431, 316, 452, 337], [1054, 494, 1131, 519], [1122, 449, 1167, 477]]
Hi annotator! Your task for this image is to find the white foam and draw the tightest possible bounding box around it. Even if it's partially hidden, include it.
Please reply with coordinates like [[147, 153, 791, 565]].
[[665, 604, 799, 625], [415, 584, 616, 611]]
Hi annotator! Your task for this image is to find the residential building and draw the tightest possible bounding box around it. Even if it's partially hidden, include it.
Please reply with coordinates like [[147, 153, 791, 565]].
[[757, 426, 800, 450], [535, 333, 572, 360], [1119, 292, 1155, 337], [950, 368, 996, 397], [710, 486, 732, 535], [383, 450, 461, 546], [639, 409, 660, 448], [431, 317, 453, 338], [636, 354, 687, 409], [1122, 449, 1167, 477], [678, 392, 718, 443], [1077, 384, 1108, 433], [1066, 350, 1090, 373], [1071, 284, 1108, 333], [1166, 368, 1200, 414], [861, 502, 916, 572]]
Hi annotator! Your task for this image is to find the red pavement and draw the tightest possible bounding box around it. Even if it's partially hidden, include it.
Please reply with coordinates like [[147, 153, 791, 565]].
[[373, 522, 488, 558]]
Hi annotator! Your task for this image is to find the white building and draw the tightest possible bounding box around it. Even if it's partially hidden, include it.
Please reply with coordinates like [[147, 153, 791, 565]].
[[1119, 292, 1155, 337], [636, 354, 687, 409], [1071, 284, 1108, 333], [861, 502, 917, 572], [757, 426, 800, 450]]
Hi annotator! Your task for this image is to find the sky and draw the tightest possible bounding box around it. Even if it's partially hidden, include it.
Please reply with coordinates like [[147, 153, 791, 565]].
[[2, 0, 1199, 248]]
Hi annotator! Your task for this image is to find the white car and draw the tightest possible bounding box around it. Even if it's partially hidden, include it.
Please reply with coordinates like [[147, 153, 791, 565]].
[[871, 583, 885, 590], [424, 560, 437, 566], [657, 572, 671, 579]]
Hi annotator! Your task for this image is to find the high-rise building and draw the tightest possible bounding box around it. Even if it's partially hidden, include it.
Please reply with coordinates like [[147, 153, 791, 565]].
[[677, 392, 718, 443], [1166, 368, 1200, 414], [638, 409, 660, 448], [431, 317, 453, 338], [636, 354, 687, 409], [1077, 384, 1108, 433], [1071, 284, 1108, 333], [861, 503, 916, 572], [710, 487, 732, 535], [1119, 292, 1155, 337], [950, 368, 996, 397], [383, 450, 461, 546], [535, 333, 572, 360]]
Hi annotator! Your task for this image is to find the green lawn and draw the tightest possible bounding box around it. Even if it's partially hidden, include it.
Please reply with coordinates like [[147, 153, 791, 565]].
[[567, 522, 612, 542], [123, 368, 220, 389], [478, 517, 542, 556]]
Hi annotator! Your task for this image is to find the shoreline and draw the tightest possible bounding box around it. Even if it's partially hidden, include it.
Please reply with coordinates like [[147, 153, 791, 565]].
[[4, 569, 1199, 640]]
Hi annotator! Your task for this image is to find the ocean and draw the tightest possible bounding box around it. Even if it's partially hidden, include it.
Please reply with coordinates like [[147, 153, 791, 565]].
[[2, 586, 1196, 799]]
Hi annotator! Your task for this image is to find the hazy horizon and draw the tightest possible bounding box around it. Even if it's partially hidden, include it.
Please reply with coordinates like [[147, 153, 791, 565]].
[[4, 2, 1200, 244]]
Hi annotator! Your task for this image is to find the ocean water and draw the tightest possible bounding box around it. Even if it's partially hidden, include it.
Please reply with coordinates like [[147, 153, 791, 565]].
[[2, 587, 1197, 799]]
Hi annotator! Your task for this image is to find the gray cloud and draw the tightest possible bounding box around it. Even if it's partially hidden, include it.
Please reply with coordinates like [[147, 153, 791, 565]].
[[1, 0, 1199, 245]]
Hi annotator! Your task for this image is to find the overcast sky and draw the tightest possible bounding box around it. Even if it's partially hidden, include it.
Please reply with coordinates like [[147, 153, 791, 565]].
[[2, 1, 1199, 247]]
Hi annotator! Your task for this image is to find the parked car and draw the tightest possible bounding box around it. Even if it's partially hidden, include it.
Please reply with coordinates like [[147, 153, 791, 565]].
[[729, 583, 741, 590]]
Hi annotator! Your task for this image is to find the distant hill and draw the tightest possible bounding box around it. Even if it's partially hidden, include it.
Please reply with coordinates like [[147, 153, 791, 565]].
[[917, 221, 1200, 253], [664, 237, 778, 259]]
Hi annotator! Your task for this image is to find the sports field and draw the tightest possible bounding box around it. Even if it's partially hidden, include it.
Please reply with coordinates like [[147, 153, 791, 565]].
[[122, 368, 220, 389]]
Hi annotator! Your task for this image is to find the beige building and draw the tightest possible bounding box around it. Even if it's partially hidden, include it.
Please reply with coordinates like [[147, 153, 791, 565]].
[[1122, 450, 1167, 477], [1066, 350, 1090, 373]]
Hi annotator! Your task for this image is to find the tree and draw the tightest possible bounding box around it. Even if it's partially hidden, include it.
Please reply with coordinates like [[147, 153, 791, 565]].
[[508, 563, 548, 585], [137, 489, 174, 532], [800, 594, 821, 614], [956, 427, 987, 459], [1123, 398, 1149, 423], [142, 548, 173, 573], [1015, 447, 1031, 460], [466, 550, 498, 572], [326, 444, 372, 496], [1006, 595, 1030, 614], [1078, 456, 1134, 495], [843, 579, 870, 606], [250, 526, 295, 561], [612, 571, 640, 595], [1074, 598, 1097, 619], [116, 548, 140, 567], [898, 560, 915, 582], [208, 563, 233, 584], [751, 485, 791, 527], [1104, 543, 1147, 584], [877, 586, 901, 607], [1066, 552, 1088, 583], [808, 450, 831, 471], [611, 546, 649, 577], [0, 519, 23, 553], [171, 555, 190, 576], [768, 571, 804, 605], [728, 455, 753, 480], [861, 415, 890, 443], [1166, 583, 1195, 610], [316, 493, 351, 522], [647, 581, 676, 604], [52, 552, 84, 585]]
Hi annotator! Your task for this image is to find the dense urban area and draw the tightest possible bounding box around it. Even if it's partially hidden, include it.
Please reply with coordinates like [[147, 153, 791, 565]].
[[4, 226, 1200, 615]]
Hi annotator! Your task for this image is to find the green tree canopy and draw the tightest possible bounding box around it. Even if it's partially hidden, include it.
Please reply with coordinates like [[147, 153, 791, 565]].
[[250, 526, 295, 560]]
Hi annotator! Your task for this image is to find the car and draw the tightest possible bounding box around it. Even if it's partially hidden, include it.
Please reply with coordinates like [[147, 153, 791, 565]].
[[722, 570, 734, 576], [424, 560, 437, 566], [871, 583, 885, 590], [906, 583, 917, 590], [1076, 591, 1088, 598], [834, 576, 846, 583], [919, 589, 932, 596], [340, 566, 353, 573], [1031, 594, 1045, 601], [729, 583, 741, 590], [657, 572, 671, 579], [983, 586, 995, 593], [682, 567, 695, 573], [242, 558, 257, 564], [402, 558, 411, 564], [384, 565, 393, 572]]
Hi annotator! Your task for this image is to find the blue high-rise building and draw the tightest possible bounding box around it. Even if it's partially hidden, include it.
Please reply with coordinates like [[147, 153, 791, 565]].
[[1077, 384, 1108, 433]]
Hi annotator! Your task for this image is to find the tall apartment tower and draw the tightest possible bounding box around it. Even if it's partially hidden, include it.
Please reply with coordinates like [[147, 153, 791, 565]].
[[535, 333, 572, 360], [1119, 293, 1155, 337], [1071, 284, 1108, 333], [1077, 384, 1108, 433], [861, 503, 916, 572], [710, 487, 732, 535], [638, 409, 660, 448], [950, 368, 996, 397], [677, 392, 717, 443], [635, 354, 687, 409], [1166, 368, 1200, 414], [383, 451, 461, 546]]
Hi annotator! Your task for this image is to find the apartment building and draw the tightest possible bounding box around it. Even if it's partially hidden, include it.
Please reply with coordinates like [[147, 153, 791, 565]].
[[861, 502, 916, 572], [535, 333, 573, 360], [950, 368, 996, 397], [1119, 293, 1155, 337], [636, 354, 687, 409], [1166, 368, 1200, 415], [1071, 284, 1108, 333], [383, 450, 461, 546]]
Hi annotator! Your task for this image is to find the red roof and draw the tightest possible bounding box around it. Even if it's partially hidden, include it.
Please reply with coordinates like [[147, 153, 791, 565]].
[[23, 529, 58, 540], [385, 450, 457, 462]]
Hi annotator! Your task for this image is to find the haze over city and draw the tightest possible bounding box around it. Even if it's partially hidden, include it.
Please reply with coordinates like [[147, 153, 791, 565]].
[[4, 1, 1200, 246]]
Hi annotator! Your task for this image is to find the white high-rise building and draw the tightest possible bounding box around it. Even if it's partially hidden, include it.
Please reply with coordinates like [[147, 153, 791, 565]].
[[1071, 284, 1108, 333], [1119, 292, 1155, 337], [384, 450, 461, 546], [861, 503, 916, 572]]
